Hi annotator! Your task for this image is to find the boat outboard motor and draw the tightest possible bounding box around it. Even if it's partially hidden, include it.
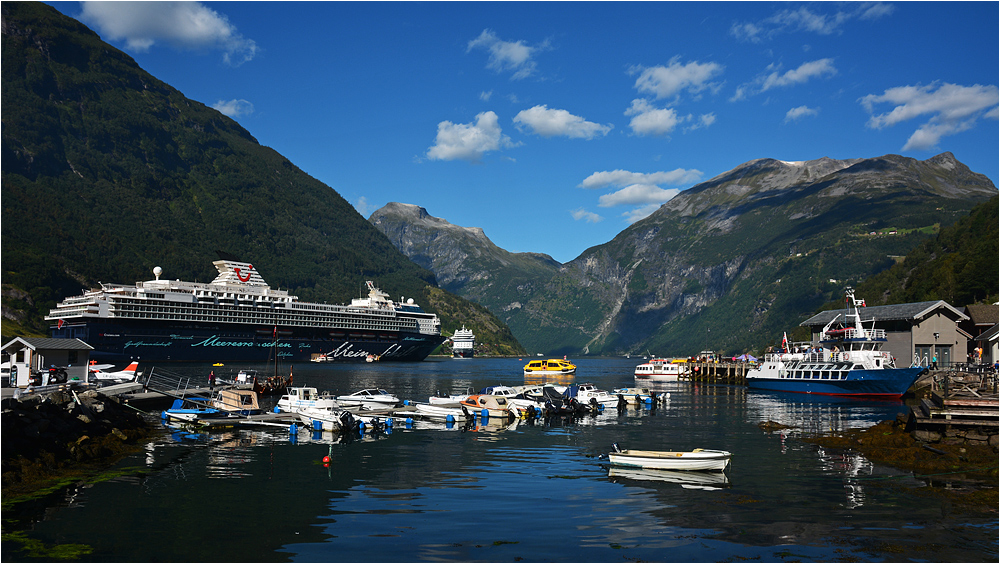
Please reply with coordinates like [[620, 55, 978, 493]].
[[339, 410, 358, 433], [611, 442, 622, 453], [589, 397, 599, 414], [616, 394, 626, 412]]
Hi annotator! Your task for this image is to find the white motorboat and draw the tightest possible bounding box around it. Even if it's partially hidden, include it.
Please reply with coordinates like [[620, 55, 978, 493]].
[[277, 387, 340, 412], [335, 388, 400, 408], [428, 387, 475, 405], [608, 445, 731, 472], [611, 387, 654, 406], [564, 383, 617, 406], [413, 402, 472, 421], [459, 394, 518, 420], [634, 358, 687, 381], [296, 406, 390, 433]]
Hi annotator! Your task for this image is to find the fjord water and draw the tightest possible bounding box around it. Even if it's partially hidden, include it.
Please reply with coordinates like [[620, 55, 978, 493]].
[[6, 358, 996, 562]]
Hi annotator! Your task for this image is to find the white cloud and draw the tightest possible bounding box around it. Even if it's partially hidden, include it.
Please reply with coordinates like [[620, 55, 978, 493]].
[[426, 111, 516, 162], [467, 29, 547, 80], [622, 204, 663, 224], [212, 99, 254, 118], [513, 105, 612, 139], [686, 113, 717, 132], [570, 208, 604, 223], [630, 58, 724, 100], [353, 196, 376, 218], [860, 82, 999, 150], [732, 58, 836, 101], [579, 169, 702, 190], [578, 167, 699, 223], [479, 90, 493, 102], [78, 1, 258, 65], [625, 99, 681, 136], [598, 184, 681, 207], [784, 105, 819, 122], [731, 3, 894, 42]]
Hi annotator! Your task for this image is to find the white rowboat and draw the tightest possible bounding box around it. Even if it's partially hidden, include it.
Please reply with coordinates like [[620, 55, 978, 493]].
[[608, 447, 731, 472]]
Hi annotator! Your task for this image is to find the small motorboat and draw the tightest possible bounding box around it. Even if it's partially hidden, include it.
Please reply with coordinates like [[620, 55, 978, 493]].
[[296, 406, 389, 433], [563, 383, 617, 407], [459, 394, 517, 421], [523, 358, 577, 376], [611, 387, 655, 406], [277, 387, 340, 412], [212, 388, 262, 416], [336, 388, 400, 409], [608, 444, 731, 472], [413, 402, 473, 422], [428, 387, 475, 405]]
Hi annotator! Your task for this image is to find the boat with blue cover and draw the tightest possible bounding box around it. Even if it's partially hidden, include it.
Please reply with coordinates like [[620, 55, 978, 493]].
[[746, 289, 926, 398]]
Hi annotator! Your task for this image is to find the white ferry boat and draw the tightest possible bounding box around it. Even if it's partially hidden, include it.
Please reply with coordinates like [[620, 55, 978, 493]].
[[451, 326, 475, 358], [746, 289, 926, 398], [634, 358, 687, 381], [45, 255, 445, 363]]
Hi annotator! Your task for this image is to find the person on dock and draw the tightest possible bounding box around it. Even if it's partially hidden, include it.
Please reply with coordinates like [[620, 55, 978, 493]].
[[209, 370, 216, 390]]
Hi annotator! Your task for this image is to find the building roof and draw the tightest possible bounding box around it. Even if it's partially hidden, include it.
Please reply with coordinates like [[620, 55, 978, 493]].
[[964, 303, 999, 326], [800, 300, 969, 328], [975, 324, 999, 342], [1, 337, 94, 353]]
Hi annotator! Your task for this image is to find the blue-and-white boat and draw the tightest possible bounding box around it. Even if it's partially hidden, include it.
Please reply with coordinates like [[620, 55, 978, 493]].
[[746, 289, 927, 398]]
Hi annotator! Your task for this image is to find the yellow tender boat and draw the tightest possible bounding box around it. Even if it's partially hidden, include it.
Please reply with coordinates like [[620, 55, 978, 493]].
[[523, 358, 577, 376]]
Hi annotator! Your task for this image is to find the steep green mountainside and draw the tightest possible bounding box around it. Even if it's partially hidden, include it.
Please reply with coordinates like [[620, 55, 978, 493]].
[[374, 152, 996, 357], [369, 202, 562, 317], [837, 196, 998, 309], [543, 154, 996, 356], [0, 2, 523, 355]]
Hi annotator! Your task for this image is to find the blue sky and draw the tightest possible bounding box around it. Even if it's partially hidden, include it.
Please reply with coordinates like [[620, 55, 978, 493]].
[[47, 1, 999, 263]]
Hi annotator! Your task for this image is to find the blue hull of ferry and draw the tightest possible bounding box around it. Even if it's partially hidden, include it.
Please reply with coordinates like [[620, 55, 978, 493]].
[[49, 319, 445, 363], [747, 366, 926, 398]]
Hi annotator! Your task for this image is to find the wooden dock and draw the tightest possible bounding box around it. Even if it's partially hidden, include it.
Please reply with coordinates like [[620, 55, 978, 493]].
[[910, 369, 999, 446], [681, 361, 751, 385]]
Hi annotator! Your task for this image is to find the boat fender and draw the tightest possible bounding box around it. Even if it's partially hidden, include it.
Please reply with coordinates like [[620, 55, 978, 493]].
[[643, 396, 652, 404], [289, 423, 297, 434], [385, 417, 393, 427], [359, 420, 366, 430], [405, 417, 413, 427], [313, 420, 323, 431], [446, 414, 455, 423], [481, 408, 490, 419], [274, 406, 281, 413]]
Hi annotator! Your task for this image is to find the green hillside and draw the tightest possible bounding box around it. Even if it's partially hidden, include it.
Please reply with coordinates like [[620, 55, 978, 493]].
[[0, 1, 522, 354]]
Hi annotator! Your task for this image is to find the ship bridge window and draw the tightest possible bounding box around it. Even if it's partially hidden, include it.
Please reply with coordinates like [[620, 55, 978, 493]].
[[852, 364, 863, 370]]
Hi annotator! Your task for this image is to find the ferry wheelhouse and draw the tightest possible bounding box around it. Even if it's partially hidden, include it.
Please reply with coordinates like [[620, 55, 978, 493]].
[[746, 289, 926, 397], [46, 256, 444, 363]]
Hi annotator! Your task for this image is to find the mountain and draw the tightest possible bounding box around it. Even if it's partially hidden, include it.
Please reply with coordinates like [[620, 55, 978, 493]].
[[844, 195, 998, 308], [0, 2, 524, 355], [369, 202, 561, 316], [372, 154, 997, 356]]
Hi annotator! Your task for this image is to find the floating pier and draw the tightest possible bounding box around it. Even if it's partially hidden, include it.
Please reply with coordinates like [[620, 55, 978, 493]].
[[910, 369, 999, 446], [681, 361, 751, 385]]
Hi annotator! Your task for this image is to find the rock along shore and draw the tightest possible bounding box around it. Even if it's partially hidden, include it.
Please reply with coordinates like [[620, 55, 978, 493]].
[[1, 389, 155, 495]]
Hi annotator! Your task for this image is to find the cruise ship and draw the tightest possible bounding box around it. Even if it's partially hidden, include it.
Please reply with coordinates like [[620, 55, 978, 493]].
[[45, 257, 445, 363], [451, 326, 475, 358]]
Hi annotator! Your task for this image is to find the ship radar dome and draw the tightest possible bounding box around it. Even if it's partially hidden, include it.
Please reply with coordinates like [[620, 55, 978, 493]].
[[407, 298, 415, 305], [153, 266, 162, 280]]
